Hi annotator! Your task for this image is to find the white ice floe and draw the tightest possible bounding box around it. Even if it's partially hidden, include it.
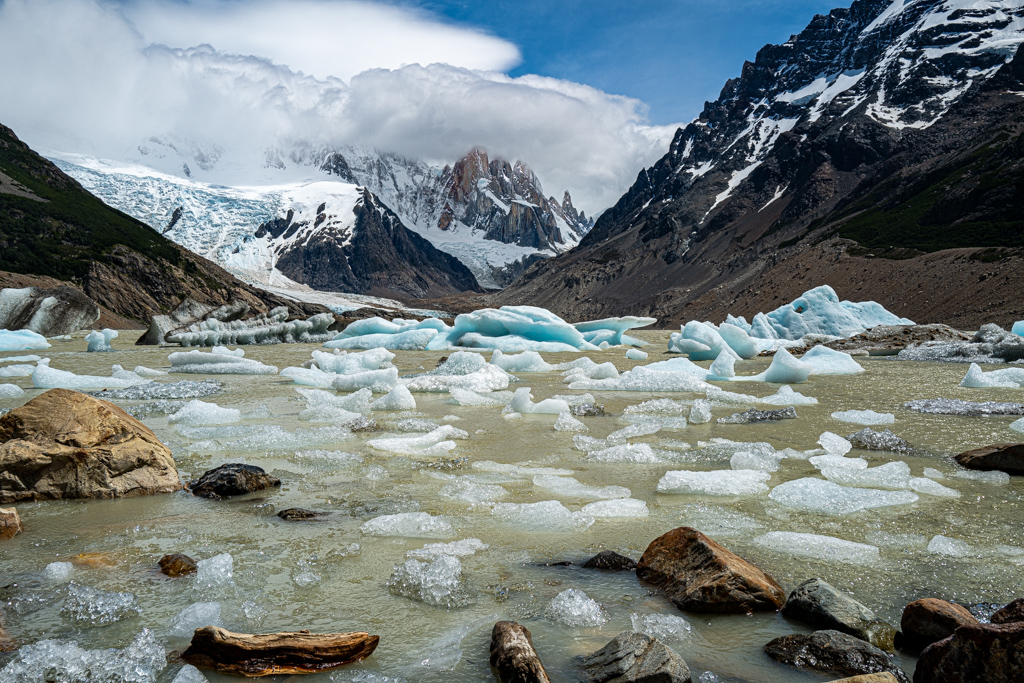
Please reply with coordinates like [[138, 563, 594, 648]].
[[439, 477, 508, 503], [85, 328, 117, 352], [169, 348, 277, 375], [626, 348, 648, 361], [561, 359, 619, 383], [33, 361, 150, 390], [0, 329, 50, 351], [196, 553, 233, 586], [0, 354, 40, 363], [832, 409, 895, 425], [759, 385, 818, 405], [545, 588, 607, 627], [689, 399, 713, 423], [755, 348, 813, 383], [569, 365, 713, 393], [581, 498, 650, 518], [491, 500, 594, 531], [43, 561, 73, 581], [407, 538, 488, 560], [731, 450, 785, 472], [168, 400, 241, 426], [909, 477, 960, 498], [490, 349, 553, 372], [800, 346, 864, 374], [959, 362, 1024, 388], [668, 321, 739, 360], [386, 554, 472, 608], [820, 461, 912, 489], [630, 613, 692, 642], [132, 365, 167, 377], [315, 348, 395, 374], [554, 411, 588, 432], [657, 469, 771, 496], [819, 431, 853, 456], [0, 630, 166, 681], [927, 534, 972, 557], [367, 425, 467, 456], [0, 383, 24, 398], [769, 478, 918, 514], [371, 384, 417, 411], [951, 468, 1011, 484], [752, 531, 880, 564], [447, 387, 514, 406], [404, 353, 510, 393], [809, 454, 868, 470], [168, 602, 223, 638], [532, 475, 630, 500], [508, 387, 570, 415], [472, 461, 573, 477], [333, 367, 399, 393], [586, 443, 662, 463], [296, 388, 370, 421], [360, 512, 455, 538], [607, 421, 664, 444]]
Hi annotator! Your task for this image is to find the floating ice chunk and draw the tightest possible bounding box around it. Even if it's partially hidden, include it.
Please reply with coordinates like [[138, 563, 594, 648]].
[[923, 467, 946, 480], [85, 328, 118, 352], [0, 363, 37, 378], [168, 400, 241, 426], [168, 311, 335, 347], [759, 385, 818, 405], [292, 449, 363, 469], [533, 475, 630, 500], [439, 478, 507, 503], [371, 384, 417, 411], [33, 363, 150, 389], [574, 316, 656, 347], [296, 387, 371, 421], [570, 365, 713, 393], [959, 363, 1021, 388], [545, 588, 607, 627], [717, 322, 759, 359], [332, 367, 399, 393], [446, 387, 513, 406], [472, 461, 574, 477], [769, 478, 918, 514], [819, 431, 853, 456], [405, 363, 510, 393], [0, 630, 166, 681], [509, 387, 570, 415], [832, 409, 895, 425], [132, 365, 166, 377], [669, 321, 730, 361], [657, 469, 771, 496], [708, 347, 738, 379], [386, 555, 472, 608], [0, 354, 40, 363], [43, 561, 73, 581], [280, 366, 337, 388], [927, 535, 971, 557], [314, 348, 395, 374], [730, 450, 784, 472], [810, 454, 868, 470], [630, 613, 692, 642], [327, 328, 439, 351], [211, 346, 244, 357], [367, 425, 466, 456], [752, 531, 880, 565], [168, 349, 277, 375], [561, 360, 619, 382], [432, 306, 601, 352], [172, 665, 209, 683], [626, 398, 686, 415], [554, 411, 588, 432], [491, 500, 594, 531], [904, 398, 1024, 416], [407, 538, 488, 560], [1014, 320, 1024, 337], [744, 286, 913, 340], [909, 477, 960, 498], [581, 498, 649, 517], [1012, 417, 1024, 433], [801, 346, 864, 375], [706, 386, 761, 404], [950, 468, 1010, 484], [586, 443, 662, 463], [196, 553, 233, 586], [689, 399, 712, 424], [753, 348, 813, 383], [63, 583, 139, 625], [90, 379, 221, 401], [626, 348, 648, 361], [0, 383, 24, 398], [168, 602, 222, 638], [820, 461, 912, 489], [607, 420, 663, 444], [490, 350, 553, 372], [0, 329, 50, 351], [361, 512, 455, 538], [847, 428, 909, 452]]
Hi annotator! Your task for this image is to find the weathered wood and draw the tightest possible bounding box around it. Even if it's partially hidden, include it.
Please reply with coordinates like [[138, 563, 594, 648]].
[[490, 621, 551, 683], [181, 626, 378, 677]]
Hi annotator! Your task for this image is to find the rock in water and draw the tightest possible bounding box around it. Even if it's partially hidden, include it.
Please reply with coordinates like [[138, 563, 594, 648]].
[[899, 598, 978, 650], [0, 506, 23, 539], [954, 444, 1024, 476], [991, 598, 1024, 625], [764, 630, 909, 682], [277, 508, 326, 521], [0, 389, 180, 502], [188, 464, 281, 498], [579, 630, 691, 683], [159, 553, 198, 577], [827, 674, 902, 683], [582, 550, 638, 571], [181, 626, 378, 675], [0, 286, 100, 337], [490, 620, 551, 683], [782, 578, 896, 650], [636, 527, 785, 613], [914, 621, 1024, 682]]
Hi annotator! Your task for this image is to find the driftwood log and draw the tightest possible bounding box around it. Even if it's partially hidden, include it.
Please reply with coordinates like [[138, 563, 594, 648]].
[[490, 621, 551, 683], [181, 626, 379, 677]]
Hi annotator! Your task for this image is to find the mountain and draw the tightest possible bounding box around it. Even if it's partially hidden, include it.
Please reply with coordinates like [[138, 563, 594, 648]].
[[495, 0, 1024, 329], [0, 123, 326, 324]]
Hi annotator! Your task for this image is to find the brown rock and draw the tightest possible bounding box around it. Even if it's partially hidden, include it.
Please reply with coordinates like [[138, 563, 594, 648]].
[[0, 506, 22, 539], [159, 553, 198, 577], [71, 552, 119, 568], [827, 674, 901, 682], [277, 508, 326, 521], [765, 630, 909, 682], [954, 443, 1024, 475], [0, 619, 14, 652], [914, 621, 1024, 682], [582, 550, 637, 571], [991, 598, 1024, 625], [900, 598, 978, 650], [181, 626, 378, 676], [490, 621, 551, 683], [636, 527, 785, 613], [0, 389, 181, 503]]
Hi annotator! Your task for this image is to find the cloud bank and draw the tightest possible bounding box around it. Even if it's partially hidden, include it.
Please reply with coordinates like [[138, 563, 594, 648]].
[[0, 0, 679, 213]]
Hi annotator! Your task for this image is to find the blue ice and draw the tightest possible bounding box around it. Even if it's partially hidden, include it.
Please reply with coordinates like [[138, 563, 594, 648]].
[[0, 329, 50, 351]]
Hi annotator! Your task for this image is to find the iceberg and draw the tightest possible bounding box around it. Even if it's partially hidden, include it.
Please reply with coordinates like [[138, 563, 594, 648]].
[[832, 409, 895, 425], [279, 366, 337, 388], [168, 348, 277, 375], [332, 367, 399, 393], [751, 531, 880, 564], [490, 350, 553, 373], [754, 348, 813, 383], [800, 346, 864, 375], [657, 469, 771, 496], [1014, 320, 1024, 336], [574, 316, 655, 347], [960, 363, 1024, 389], [769, 478, 918, 514], [371, 384, 417, 411], [0, 329, 50, 351], [404, 354, 510, 393], [625, 348, 648, 361], [167, 309, 335, 347], [314, 348, 395, 374], [569, 365, 713, 393], [85, 328, 117, 352], [508, 388, 570, 415], [33, 361, 150, 390], [759, 385, 818, 405], [326, 328, 439, 351]]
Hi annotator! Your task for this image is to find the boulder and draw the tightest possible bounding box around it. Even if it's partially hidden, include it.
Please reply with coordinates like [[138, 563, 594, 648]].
[[0, 286, 100, 336], [490, 620, 551, 683], [0, 506, 22, 539], [182, 626, 378, 676], [954, 444, 1024, 476], [636, 527, 785, 613], [782, 578, 896, 650], [991, 598, 1024, 625], [159, 553, 198, 577], [827, 674, 902, 683], [899, 598, 978, 650], [764, 630, 909, 682], [188, 464, 280, 499], [579, 630, 691, 683], [0, 389, 180, 502], [582, 550, 637, 571], [914, 621, 1024, 682], [277, 508, 326, 521]]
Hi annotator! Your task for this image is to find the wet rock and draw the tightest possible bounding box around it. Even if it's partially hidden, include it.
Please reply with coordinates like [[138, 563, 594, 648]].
[[159, 553, 198, 577], [0, 506, 23, 539], [182, 626, 378, 675], [847, 428, 910, 453], [579, 630, 691, 683], [342, 416, 380, 432], [782, 578, 896, 650], [277, 508, 326, 521], [990, 598, 1024, 625], [582, 550, 637, 571], [0, 389, 181, 502], [764, 630, 909, 682], [899, 598, 978, 650], [188, 464, 281, 499], [717, 407, 797, 424], [954, 444, 1024, 476], [825, 324, 970, 356], [636, 527, 785, 614], [0, 285, 100, 337], [571, 404, 607, 417], [490, 620, 551, 683], [0, 616, 14, 652], [827, 674, 902, 682], [913, 621, 1024, 682]]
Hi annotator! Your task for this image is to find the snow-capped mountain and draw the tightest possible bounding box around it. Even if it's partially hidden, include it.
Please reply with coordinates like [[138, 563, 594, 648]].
[[497, 0, 1024, 324]]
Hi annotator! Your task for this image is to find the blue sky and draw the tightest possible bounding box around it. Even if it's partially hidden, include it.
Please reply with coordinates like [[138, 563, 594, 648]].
[[408, 0, 853, 124]]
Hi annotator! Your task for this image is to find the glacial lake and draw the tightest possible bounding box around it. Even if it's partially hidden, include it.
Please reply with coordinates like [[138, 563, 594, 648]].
[[1, 330, 1022, 682]]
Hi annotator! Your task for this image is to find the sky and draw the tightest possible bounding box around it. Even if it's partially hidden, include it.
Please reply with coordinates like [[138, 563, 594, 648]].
[[0, 0, 851, 213]]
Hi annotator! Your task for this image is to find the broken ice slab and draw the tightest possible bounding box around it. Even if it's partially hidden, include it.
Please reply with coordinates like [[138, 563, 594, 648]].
[[168, 400, 241, 426], [904, 398, 1024, 416], [580, 498, 650, 518], [532, 475, 630, 500], [490, 500, 594, 531], [656, 469, 771, 496], [751, 531, 880, 565], [489, 349, 553, 372], [508, 387, 570, 414], [832, 409, 895, 425], [769, 478, 918, 514], [34, 362, 150, 390], [360, 512, 455, 538], [0, 328, 50, 351], [386, 554, 473, 608], [85, 328, 117, 352], [168, 349, 278, 375], [545, 588, 608, 626], [959, 362, 1024, 389]]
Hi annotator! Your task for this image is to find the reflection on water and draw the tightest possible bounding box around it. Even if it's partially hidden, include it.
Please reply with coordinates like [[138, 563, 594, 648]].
[[1, 330, 1022, 681]]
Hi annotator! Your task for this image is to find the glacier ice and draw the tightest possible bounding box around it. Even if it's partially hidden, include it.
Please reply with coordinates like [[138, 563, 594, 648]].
[[360, 512, 455, 538], [1013, 417, 1024, 433], [554, 411, 587, 432], [168, 602, 223, 638], [367, 425, 466, 456], [657, 469, 771, 496], [630, 612, 693, 642], [63, 583, 139, 625], [491, 500, 594, 531], [296, 388, 371, 421], [574, 315, 656, 347], [909, 477, 960, 498], [769, 478, 918, 514], [314, 348, 395, 374], [407, 538, 488, 560], [169, 348, 278, 375], [927, 534, 971, 557], [281, 366, 341, 388], [1014, 320, 1024, 336], [447, 387, 513, 406], [846, 428, 909, 452], [43, 561, 74, 581], [371, 384, 417, 411], [404, 353, 511, 393], [91, 379, 221, 401], [172, 665, 209, 683], [167, 310, 335, 347], [0, 383, 24, 398], [689, 399, 713, 424], [490, 349, 553, 372], [810, 454, 868, 471], [0, 354, 41, 363], [819, 431, 853, 456], [34, 362, 150, 390], [532, 474, 630, 500], [717, 407, 797, 424], [820, 461, 912, 489], [508, 387, 570, 415], [580, 498, 650, 517], [759, 385, 818, 405], [586, 443, 662, 463], [196, 553, 233, 586], [832, 409, 895, 425], [626, 348, 648, 361], [904, 398, 1024, 416], [327, 328, 439, 351], [708, 347, 739, 379], [752, 531, 880, 564], [332, 367, 399, 393], [85, 328, 117, 352], [387, 554, 473, 608], [569, 365, 713, 393], [0, 629, 166, 682], [800, 345, 864, 374], [0, 329, 50, 351], [731, 450, 785, 472], [607, 420, 665, 443], [561, 358, 619, 382], [439, 477, 507, 503], [754, 348, 813, 383], [168, 400, 240, 425], [132, 365, 167, 377], [960, 362, 1024, 389], [668, 321, 731, 360], [545, 588, 607, 627]]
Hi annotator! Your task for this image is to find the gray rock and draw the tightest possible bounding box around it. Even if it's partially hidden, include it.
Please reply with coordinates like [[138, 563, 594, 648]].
[[764, 630, 909, 682], [188, 464, 281, 499], [582, 550, 637, 571], [782, 578, 896, 650], [717, 407, 797, 424], [579, 631, 691, 683]]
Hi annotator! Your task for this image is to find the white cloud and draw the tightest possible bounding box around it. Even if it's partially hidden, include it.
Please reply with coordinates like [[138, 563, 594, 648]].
[[0, 0, 679, 213]]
